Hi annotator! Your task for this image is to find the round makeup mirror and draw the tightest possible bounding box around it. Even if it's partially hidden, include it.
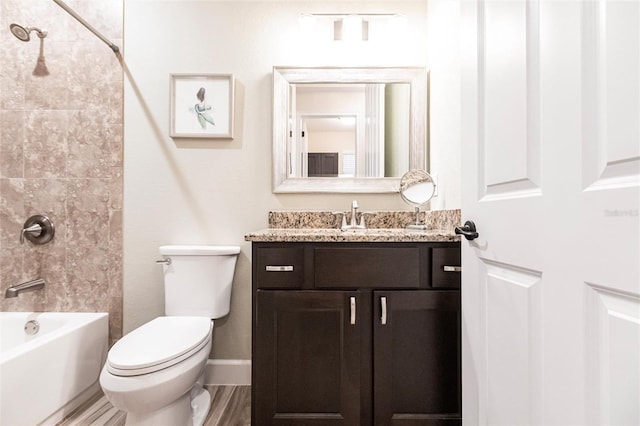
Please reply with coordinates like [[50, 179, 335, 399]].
[[399, 169, 436, 229]]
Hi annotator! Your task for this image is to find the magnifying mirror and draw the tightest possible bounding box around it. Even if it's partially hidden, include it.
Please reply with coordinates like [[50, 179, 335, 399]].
[[399, 169, 436, 230]]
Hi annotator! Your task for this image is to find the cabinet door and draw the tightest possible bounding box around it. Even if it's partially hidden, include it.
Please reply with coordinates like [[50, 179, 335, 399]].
[[307, 152, 338, 177], [255, 290, 361, 425], [373, 291, 461, 425]]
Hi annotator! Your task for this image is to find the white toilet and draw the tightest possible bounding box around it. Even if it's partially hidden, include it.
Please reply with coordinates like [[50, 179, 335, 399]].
[[100, 245, 240, 426]]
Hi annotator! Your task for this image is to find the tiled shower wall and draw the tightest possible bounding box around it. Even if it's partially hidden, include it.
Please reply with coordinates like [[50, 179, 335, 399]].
[[0, 0, 123, 342]]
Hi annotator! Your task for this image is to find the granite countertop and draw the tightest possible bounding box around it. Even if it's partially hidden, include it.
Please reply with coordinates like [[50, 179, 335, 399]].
[[244, 209, 461, 243], [244, 227, 460, 243]]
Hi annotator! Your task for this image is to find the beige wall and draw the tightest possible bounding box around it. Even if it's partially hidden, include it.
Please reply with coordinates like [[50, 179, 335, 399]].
[[124, 0, 460, 361], [0, 0, 124, 343]]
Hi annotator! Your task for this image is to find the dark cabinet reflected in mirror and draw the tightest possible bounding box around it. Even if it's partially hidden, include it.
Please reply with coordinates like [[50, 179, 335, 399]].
[[273, 67, 428, 193]]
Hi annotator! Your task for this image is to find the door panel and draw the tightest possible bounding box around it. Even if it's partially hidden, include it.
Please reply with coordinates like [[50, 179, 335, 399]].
[[482, 260, 543, 425], [481, 0, 541, 200], [582, 0, 640, 191], [586, 285, 640, 424]]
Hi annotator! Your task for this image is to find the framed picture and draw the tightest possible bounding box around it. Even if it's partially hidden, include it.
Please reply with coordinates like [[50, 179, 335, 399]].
[[170, 74, 234, 139]]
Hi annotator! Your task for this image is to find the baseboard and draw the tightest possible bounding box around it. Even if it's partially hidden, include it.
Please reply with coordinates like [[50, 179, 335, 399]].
[[204, 359, 251, 385]]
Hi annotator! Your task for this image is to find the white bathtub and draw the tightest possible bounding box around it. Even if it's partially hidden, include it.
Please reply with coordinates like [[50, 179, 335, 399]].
[[0, 312, 109, 426]]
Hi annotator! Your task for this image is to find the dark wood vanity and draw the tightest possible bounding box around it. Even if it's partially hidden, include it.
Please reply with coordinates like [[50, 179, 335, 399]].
[[307, 152, 339, 177], [250, 240, 462, 425]]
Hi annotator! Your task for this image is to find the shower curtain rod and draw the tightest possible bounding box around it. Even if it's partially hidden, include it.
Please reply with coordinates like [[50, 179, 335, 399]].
[[52, 0, 120, 53]]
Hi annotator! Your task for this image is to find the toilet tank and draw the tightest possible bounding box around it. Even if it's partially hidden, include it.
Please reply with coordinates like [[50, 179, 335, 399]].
[[159, 245, 240, 318]]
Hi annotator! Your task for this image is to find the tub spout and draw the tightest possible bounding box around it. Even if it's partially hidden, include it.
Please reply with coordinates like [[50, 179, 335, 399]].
[[5, 278, 45, 298]]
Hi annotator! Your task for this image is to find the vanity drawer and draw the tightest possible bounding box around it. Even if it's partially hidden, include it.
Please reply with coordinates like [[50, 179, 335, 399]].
[[314, 246, 421, 289], [431, 247, 461, 289], [254, 246, 305, 289]]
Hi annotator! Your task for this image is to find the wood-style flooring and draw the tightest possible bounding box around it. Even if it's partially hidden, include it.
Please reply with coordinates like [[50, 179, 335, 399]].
[[57, 386, 251, 426]]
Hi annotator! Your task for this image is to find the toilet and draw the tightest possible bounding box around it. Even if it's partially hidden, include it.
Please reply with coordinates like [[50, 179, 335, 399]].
[[100, 245, 240, 426]]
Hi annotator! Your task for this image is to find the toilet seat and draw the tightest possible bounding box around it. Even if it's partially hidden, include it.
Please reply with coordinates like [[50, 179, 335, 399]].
[[106, 316, 212, 377]]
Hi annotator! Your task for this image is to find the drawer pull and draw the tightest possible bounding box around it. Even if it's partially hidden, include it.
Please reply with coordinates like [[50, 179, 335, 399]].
[[381, 296, 387, 325], [265, 265, 294, 272], [350, 297, 356, 325], [443, 266, 462, 272]]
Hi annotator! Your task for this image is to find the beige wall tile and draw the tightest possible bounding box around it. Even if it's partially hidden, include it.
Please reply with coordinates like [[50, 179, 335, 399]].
[[0, 0, 123, 341]]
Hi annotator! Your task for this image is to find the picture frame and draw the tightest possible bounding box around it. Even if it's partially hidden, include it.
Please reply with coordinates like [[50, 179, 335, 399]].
[[170, 73, 234, 139]]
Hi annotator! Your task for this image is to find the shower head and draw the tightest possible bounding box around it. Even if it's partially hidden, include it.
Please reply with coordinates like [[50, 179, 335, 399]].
[[9, 24, 47, 42], [10, 24, 30, 41]]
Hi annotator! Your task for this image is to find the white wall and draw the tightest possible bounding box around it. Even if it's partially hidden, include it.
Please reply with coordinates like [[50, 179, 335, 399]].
[[427, 0, 462, 209], [123, 0, 459, 361]]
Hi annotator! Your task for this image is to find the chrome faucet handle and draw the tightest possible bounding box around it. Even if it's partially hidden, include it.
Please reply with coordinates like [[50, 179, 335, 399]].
[[20, 215, 55, 245], [20, 223, 42, 244], [358, 212, 369, 228], [332, 211, 347, 229]]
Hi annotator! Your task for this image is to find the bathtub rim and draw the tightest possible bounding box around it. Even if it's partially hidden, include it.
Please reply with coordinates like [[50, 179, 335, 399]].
[[0, 311, 109, 364]]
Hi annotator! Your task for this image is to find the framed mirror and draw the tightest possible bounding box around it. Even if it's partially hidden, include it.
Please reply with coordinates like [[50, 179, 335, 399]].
[[273, 67, 428, 193]]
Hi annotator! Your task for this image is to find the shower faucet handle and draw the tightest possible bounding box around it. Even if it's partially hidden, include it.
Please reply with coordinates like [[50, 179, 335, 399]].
[[20, 215, 55, 245], [20, 223, 43, 244]]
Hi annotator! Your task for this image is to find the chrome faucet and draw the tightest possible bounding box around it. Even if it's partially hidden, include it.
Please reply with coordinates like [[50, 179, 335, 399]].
[[349, 200, 359, 228], [340, 200, 366, 230], [5, 278, 45, 298]]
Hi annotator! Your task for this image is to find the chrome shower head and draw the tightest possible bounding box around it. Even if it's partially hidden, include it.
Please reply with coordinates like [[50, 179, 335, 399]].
[[10, 23, 30, 41], [9, 23, 47, 42]]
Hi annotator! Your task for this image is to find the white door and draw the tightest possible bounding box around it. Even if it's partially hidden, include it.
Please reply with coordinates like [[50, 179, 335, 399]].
[[460, 1, 640, 425]]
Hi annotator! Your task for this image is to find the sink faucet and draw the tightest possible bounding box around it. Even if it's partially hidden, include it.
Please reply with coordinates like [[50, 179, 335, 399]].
[[339, 200, 366, 230], [5, 278, 45, 298], [350, 200, 358, 227]]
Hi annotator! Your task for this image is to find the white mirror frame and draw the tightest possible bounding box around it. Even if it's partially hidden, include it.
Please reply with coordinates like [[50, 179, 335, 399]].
[[273, 66, 428, 193]]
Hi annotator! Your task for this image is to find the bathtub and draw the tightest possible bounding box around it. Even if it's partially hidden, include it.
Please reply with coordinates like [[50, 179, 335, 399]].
[[0, 312, 108, 426]]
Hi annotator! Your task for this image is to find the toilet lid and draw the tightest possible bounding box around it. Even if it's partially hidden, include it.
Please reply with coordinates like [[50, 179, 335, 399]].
[[107, 316, 212, 377]]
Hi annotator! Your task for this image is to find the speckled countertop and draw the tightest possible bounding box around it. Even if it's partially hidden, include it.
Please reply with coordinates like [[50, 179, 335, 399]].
[[244, 209, 461, 243]]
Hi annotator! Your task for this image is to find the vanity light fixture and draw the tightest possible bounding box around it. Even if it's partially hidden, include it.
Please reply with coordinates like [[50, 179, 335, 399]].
[[299, 13, 407, 42], [337, 15, 367, 41]]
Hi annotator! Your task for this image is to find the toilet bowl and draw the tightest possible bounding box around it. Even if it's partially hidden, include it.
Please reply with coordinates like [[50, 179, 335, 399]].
[[100, 245, 240, 426], [100, 317, 213, 425]]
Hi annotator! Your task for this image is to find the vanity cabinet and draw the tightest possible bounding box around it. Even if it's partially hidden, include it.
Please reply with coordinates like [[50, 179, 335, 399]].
[[252, 242, 461, 426], [307, 152, 339, 177]]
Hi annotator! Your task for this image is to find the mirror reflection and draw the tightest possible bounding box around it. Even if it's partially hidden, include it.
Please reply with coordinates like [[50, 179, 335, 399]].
[[273, 67, 428, 193], [293, 83, 410, 179]]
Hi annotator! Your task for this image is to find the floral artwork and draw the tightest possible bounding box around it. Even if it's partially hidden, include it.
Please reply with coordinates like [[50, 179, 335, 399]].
[[170, 74, 234, 139]]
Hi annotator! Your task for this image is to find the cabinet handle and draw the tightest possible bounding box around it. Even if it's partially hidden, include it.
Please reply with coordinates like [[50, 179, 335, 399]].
[[350, 297, 356, 325], [265, 265, 294, 272], [380, 296, 387, 325], [443, 266, 462, 272]]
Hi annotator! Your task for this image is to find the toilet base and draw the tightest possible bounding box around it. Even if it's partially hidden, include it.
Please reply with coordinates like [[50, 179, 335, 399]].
[[125, 392, 191, 426], [122, 385, 211, 426], [191, 386, 212, 426]]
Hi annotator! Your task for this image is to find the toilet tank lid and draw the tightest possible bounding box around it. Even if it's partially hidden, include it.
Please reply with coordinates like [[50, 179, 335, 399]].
[[159, 245, 240, 256]]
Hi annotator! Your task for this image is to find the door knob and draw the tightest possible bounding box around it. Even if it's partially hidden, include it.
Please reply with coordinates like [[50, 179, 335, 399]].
[[455, 220, 479, 241]]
